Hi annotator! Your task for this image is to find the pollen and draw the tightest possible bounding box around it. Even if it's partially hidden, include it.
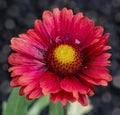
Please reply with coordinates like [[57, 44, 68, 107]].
[[46, 44, 82, 76], [54, 44, 75, 64]]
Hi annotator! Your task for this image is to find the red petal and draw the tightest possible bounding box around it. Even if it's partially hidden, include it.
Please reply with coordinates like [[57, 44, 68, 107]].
[[19, 86, 25, 96], [78, 76, 95, 96], [34, 19, 50, 46], [95, 53, 111, 61], [79, 74, 109, 86], [40, 72, 62, 94], [50, 90, 76, 106], [26, 29, 47, 50], [10, 77, 20, 87], [60, 8, 73, 40], [61, 76, 90, 95], [81, 66, 112, 81], [19, 33, 46, 50], [72, 12, 84, 24], [19, 79, 43, 100], [90, 26, 104, 38], [87, 53, 111, 67], [23, 82, 38, 95], [10, 38, 43, 60], [8, 53, 44, 66], [87, 90, 94, 96], [9, 64, 45, 77], [53, 8, 61, 41], [27, 88, 43, 99], [18, 71, 45, 86], [81, 26, 105, 50], [70, 12, 84, 42], [42, 10, 58, 41], [72, 17, 94, 45], [78, 94, 88, 106], [81, 33, 110, 59], [73, 91, 79, 99]]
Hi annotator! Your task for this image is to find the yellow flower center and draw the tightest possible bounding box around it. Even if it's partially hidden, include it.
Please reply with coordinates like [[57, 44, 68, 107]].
[[47, 43, 82, 76], [54, 44, 75, 64]]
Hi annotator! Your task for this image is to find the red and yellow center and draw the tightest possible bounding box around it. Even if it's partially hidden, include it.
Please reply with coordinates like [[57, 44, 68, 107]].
[[54, 45, 75, 64], [47, 44, 82, 76]]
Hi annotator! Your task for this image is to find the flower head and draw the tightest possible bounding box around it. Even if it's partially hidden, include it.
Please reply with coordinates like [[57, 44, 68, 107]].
[[8, 8, 112, 106]]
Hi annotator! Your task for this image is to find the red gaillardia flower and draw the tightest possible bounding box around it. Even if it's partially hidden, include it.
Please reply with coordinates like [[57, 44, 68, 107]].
[[8, 8, 112, 106]]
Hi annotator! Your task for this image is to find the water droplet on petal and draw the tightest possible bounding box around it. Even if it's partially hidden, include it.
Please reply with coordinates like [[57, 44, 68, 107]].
[[75, 39, 80, 44], [85, 66, 88, 69]]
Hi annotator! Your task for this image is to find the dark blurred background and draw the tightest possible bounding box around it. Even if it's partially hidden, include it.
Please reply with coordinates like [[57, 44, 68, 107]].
[[0, 0, 120, 115]]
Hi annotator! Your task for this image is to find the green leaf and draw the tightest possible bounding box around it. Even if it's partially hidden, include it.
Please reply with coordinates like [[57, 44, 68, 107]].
[[2, 101, 7, 115], [28, 95, 49, 115], [3, 87, 33, 115], [49, 102, 64, 115], [67, 99, 93, 115]]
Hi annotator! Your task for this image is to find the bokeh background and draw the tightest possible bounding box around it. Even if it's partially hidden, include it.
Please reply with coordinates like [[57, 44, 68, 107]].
[[0, 0, 120, 115]]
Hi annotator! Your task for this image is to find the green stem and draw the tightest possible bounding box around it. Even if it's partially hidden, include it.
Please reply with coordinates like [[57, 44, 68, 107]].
[[49, 102, 64, 115]]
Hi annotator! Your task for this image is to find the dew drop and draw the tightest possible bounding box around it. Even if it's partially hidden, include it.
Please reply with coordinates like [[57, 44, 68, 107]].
[[75, 39, 80, 44], [85, 66, 88, 69]]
